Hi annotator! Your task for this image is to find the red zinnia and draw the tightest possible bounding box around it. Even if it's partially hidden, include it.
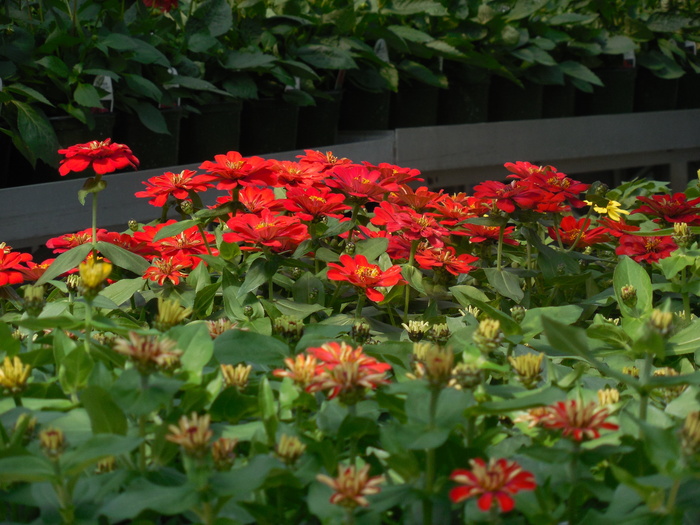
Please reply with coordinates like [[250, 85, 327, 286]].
[[449, 458, 536, 512], [326, 254, 404, 302], [58, 138, 139, 176], [135, 170, 214, 207], [616, 234, 677, 264]]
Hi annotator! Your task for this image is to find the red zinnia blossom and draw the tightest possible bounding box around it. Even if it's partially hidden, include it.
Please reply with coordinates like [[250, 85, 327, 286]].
[[268, 160, 327, 188], [454, 224, 519, 246], [134, 170, 215, 207], [325, 165, 400, 203], [142, 0, 178, 12], [306, 342, 392, 401], [548, 216, 611, 249], [362, 161, 424, 185], [616, 234, 677, 264], [415, 246, 479, 276], [282, 186, 351, 221], [473, 180, 542, 214], [632, 193, 700, 225], [142, 254, 192, 286], [450, 458, 536, 512], [46, 228, 108, 254], [317, 464, 385, 509], [0, 249, 33, 286], [371, 201, 449, 247], [540, 400, 619, 441], [58, 138, 139, 176], [223, 210, 309, 253], [199, 151, 276, 191], [326, 254, 404, 302]]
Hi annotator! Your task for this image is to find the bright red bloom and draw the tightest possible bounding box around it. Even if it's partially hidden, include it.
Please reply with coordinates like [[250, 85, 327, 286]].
[[326, 254, 404, 302], [306, 342, 392, 400], [473, 180, 543, 214], [449, 458, 536, 512], [142, 0, 178, 11], [134, 170, 214, 207], [388, 186, 442, 212], [548, 216, 611, 249], [632, 193, 700, 225], [325, 165, 400, 203], [616, 234, 677, 264], [268, 160, 327, 188], [362, 162, 424, 185], [142, 254, 192, 286], [58, 138, 139, 176], [199, 151, 276, 191], [281, 186, 351, 221], [415, 246, 479, 276], [371, 201, 449, 247], [0, 249, 32, 286], [540, 400, 619, 441], [454, 224, 519, 246], [223, 210, 309, 253], [46, 228, 108, 254]]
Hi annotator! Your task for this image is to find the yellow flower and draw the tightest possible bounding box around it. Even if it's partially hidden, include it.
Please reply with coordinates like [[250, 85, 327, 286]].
[[584, 200, 630, 222]]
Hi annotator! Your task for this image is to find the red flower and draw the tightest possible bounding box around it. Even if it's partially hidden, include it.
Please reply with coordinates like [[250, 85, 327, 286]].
[[616, 234, 677, 264], [58, 139, 139, 176], [540, 400, 619, 441], [135, 170, 214, 207], [326, 254, 404, 302], [46, 228, 109, 254], [449, 458, 536, 512], [142, 0, 178, 11], [548, 216, 611, 249], [0, 249, 32, 286], [632, 193, 700, 225], [281, 186, 351, 221], [199, 151, 276, 191], [415, 246, 479, 276], [223, 210, 309, 253], [142, 254, 192, 286]]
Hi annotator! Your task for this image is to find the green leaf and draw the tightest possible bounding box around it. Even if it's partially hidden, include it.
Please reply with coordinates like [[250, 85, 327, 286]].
[[74, 83, 104, 108], [214, 330, 288, 367], [96, 241, 150, 274], [61, 434, 141, 476], [613, 256, 653, 318], [37, 244, 92, 285], [81, 385, 128, 435], [483, 268, 524, 303]]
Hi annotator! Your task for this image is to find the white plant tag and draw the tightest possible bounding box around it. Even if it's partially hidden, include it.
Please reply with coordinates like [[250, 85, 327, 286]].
[[374, 38, 390, 63], [623, 50, 636, 68], [93, 75, 114, 112]]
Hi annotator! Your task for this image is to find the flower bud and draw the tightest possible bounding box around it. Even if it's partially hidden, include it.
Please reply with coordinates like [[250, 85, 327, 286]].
[[473, 318, 504, 354], [508, 353, 544, 389], [510, 305, 526, 323], [276, 434, 306, 465], [221, 363, 252, 391], [620, 285, 637, 307]]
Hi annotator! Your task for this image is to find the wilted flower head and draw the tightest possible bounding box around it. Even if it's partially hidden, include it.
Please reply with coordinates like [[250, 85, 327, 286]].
[[449, 458, 536, 512], [317, 464, 385, 509], [166, 412, 212, 457], [112, 332, 182, 373], [0, 356, 31, 394]]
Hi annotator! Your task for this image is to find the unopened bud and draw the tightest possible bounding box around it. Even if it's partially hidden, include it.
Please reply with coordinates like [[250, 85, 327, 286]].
[[510, 305, 526, 323], [649, 309, 674, 336], [620, 285, 637, 307], [276, 434, 306, 465], [508, 353, 544, 389], [473, 318, 504, 354], [221, 363, 252, 391]]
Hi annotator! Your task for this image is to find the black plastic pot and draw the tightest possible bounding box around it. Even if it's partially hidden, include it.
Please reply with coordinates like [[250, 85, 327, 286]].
[[115, 107, 183, 171], [240, 98, 299, 155], [634, 68, 679, 112], [390, 84, 440, 128], [179, 101, 242, 164], [339, 87, 391, 131], [437, 76, 490, 125], [296, 91, 343, 149], [575, 68, 637, 116], [542, 84, 576, 118], [488, 78, 543, 122]]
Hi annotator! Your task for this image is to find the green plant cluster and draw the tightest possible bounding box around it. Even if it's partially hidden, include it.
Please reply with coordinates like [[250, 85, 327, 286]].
[[1, 0, 699, 168]]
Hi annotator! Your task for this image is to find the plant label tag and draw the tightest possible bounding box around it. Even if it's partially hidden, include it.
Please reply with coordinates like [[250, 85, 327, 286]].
[[93, 75, 114, 112], [374, 39, 390, 63], [623, 50, 636, 68], [685, 41, 697, 55]]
